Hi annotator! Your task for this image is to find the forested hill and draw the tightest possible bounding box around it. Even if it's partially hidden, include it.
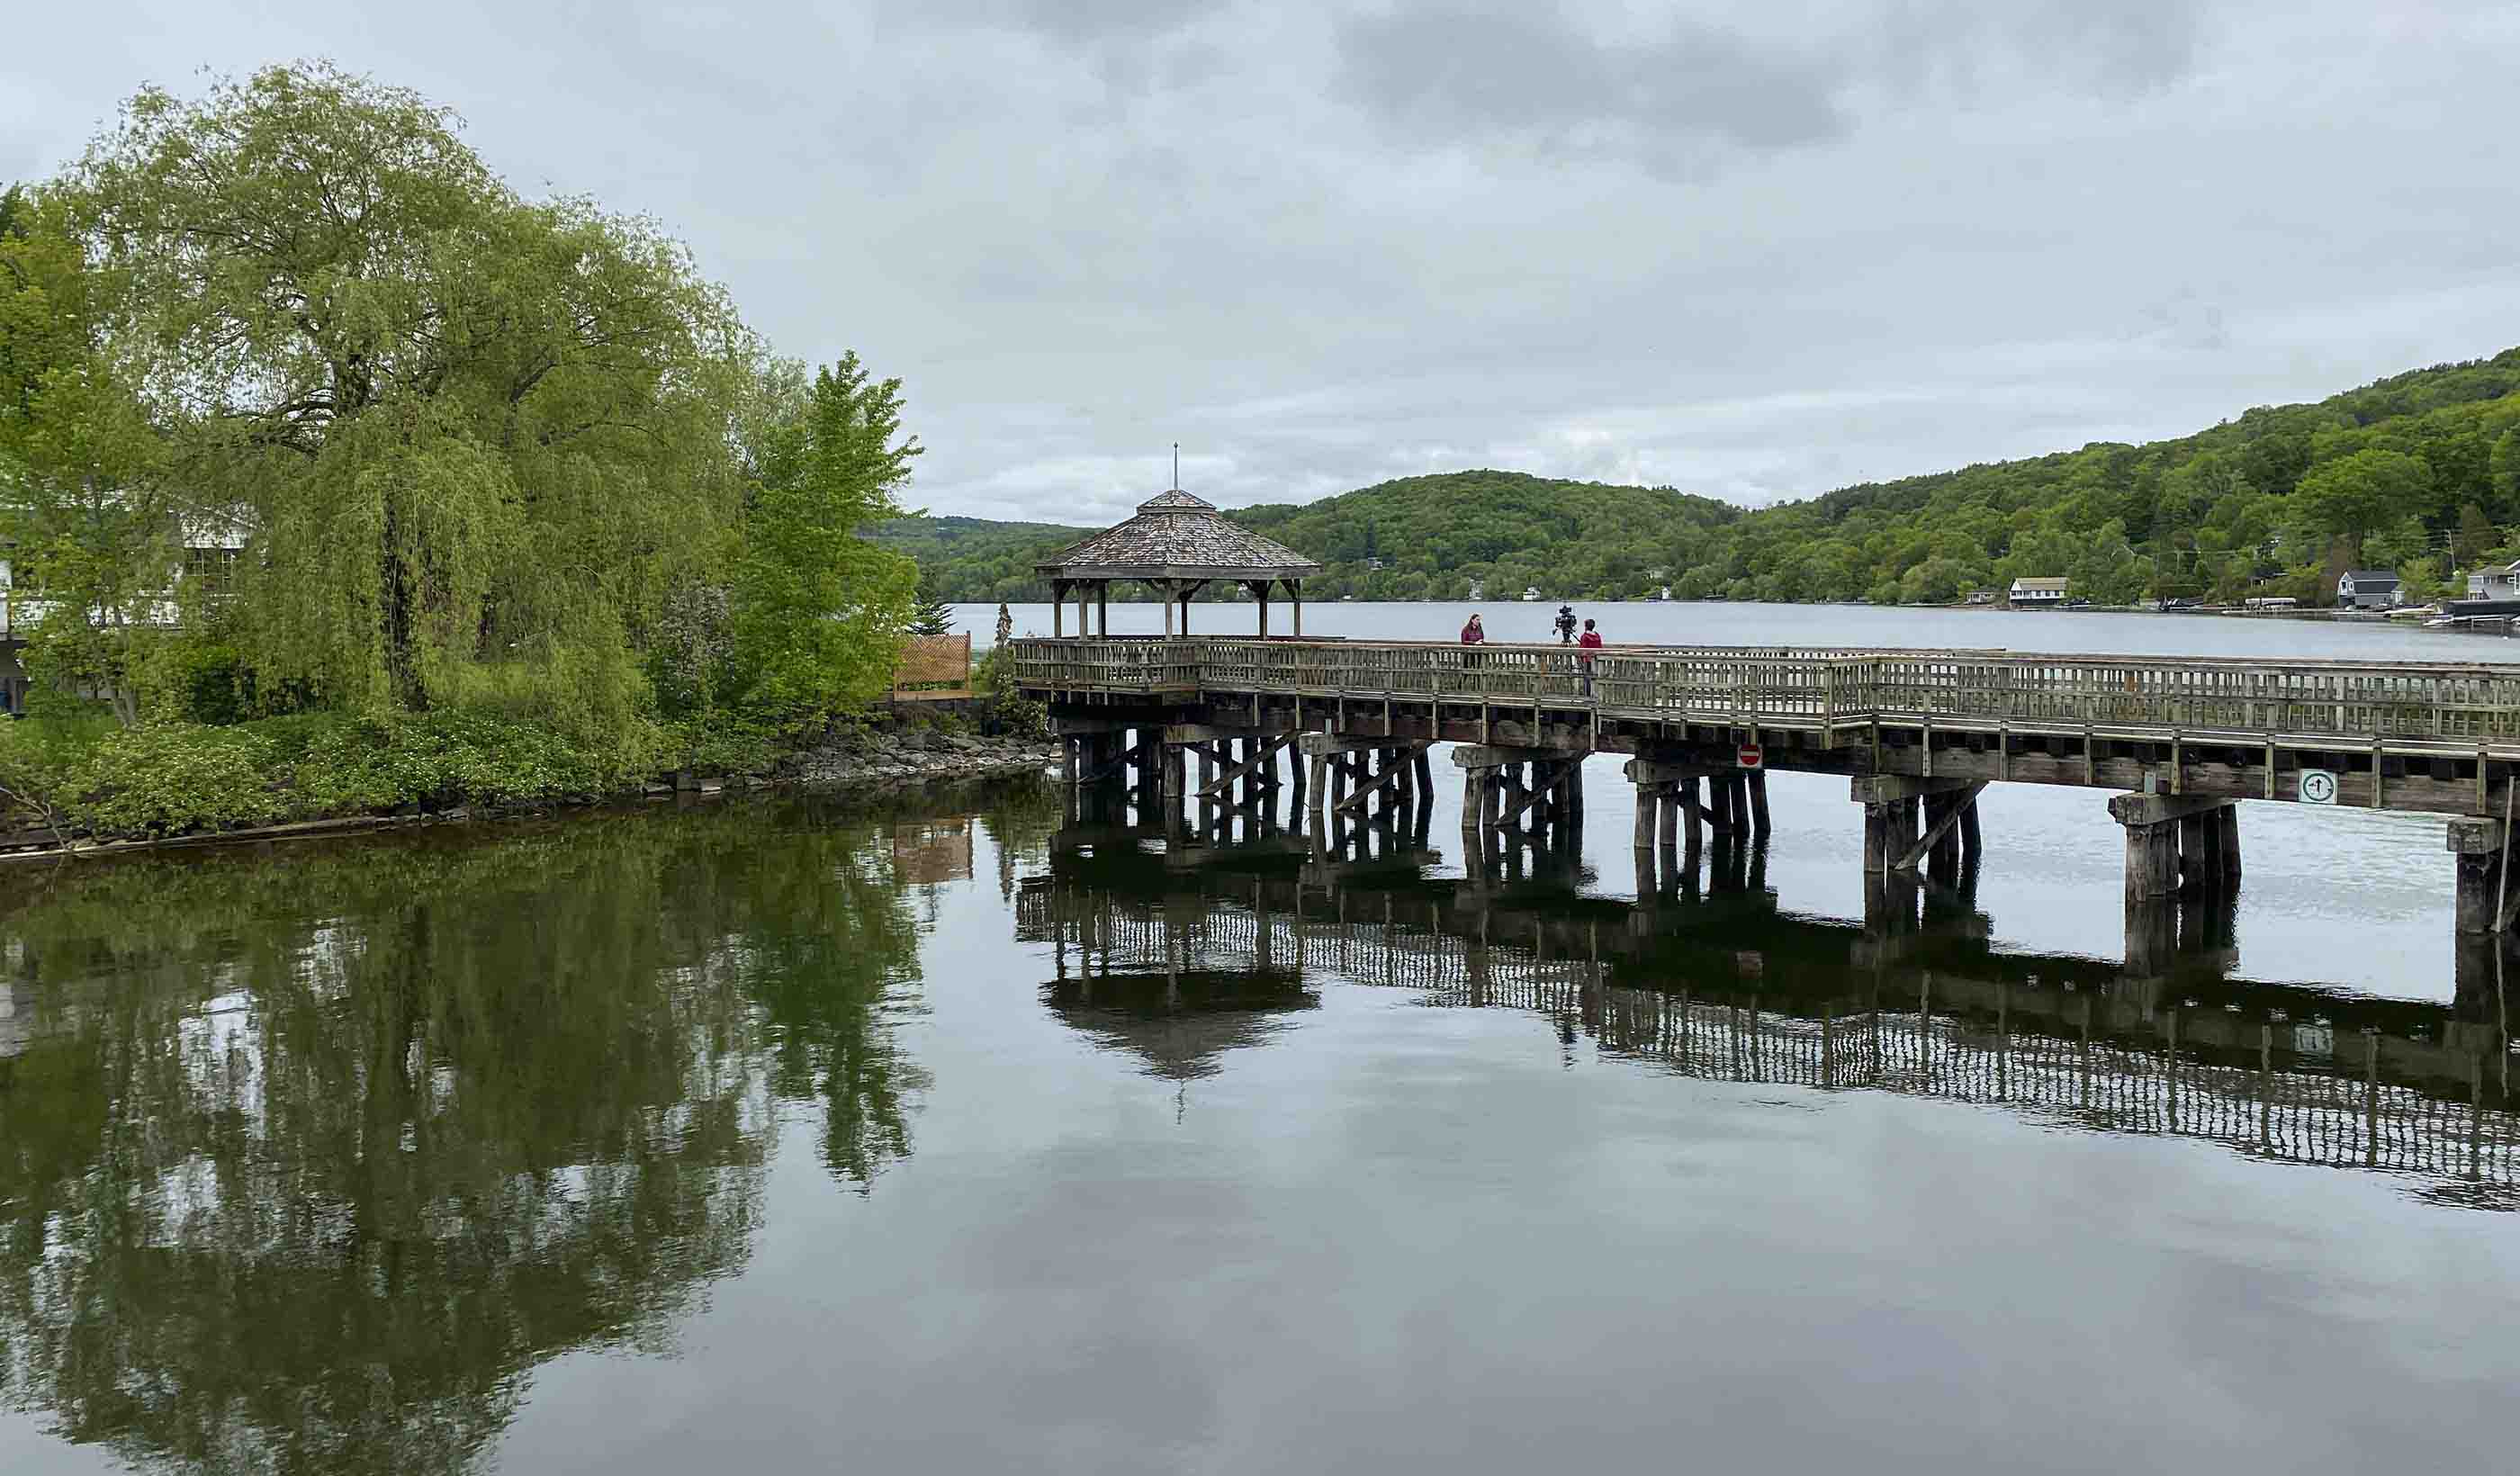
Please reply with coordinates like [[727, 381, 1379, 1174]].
[[887, 347, 2520, 605]]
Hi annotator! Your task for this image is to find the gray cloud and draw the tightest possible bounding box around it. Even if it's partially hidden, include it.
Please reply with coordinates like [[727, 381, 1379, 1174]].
[[1332, 5, 1849, 165], [4, 2, 2517, 523]]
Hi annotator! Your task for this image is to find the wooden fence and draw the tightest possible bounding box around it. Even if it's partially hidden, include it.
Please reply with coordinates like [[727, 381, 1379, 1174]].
[[892, 633, 973, 700]]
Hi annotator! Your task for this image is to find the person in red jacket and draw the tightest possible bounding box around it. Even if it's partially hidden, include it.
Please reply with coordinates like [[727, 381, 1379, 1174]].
[[1460, 613, 1485, 644], [1576, 617, 1602, 697]]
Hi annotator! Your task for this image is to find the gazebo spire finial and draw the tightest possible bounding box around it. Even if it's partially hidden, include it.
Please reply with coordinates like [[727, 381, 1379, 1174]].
[[1172, 441, 1179, 490]]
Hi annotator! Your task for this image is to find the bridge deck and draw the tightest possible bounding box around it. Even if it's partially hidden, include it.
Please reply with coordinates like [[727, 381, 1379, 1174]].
[[1013, 637, 2520, 814]]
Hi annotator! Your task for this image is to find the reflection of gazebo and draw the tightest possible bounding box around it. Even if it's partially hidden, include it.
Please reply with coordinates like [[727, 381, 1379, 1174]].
[[1035, 488, 1322, 638], [1044, 969, 1315, 1082]]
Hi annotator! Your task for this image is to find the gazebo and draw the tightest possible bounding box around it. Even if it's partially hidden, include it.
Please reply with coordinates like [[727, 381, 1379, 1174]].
[[1035, 488, 1322, 638]]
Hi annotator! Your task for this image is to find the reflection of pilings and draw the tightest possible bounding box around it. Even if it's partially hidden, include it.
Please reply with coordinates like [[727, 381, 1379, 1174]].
[[1018, 874, 2518, 1194]]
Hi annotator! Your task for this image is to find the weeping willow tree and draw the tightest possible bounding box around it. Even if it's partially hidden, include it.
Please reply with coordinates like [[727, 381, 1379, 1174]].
[[50, 63, 757, 737]]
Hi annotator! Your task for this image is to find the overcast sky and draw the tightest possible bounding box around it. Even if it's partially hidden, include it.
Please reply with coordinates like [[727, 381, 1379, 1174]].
[[8, 2, 2519, 526]]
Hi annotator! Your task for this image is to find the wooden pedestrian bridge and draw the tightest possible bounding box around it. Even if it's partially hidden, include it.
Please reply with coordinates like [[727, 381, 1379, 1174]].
[[1015, 841, 2518, 1208], [1012, 635, 2520, 936]]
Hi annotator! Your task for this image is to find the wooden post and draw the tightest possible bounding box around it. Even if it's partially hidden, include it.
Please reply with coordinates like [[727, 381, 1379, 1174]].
[[1657, 786, 1678, 865], [1679, 775, 1702, 842], [1290, 579, 1302, 637], [1710, 773, 1736, 833], [2217, 803, 2240, 881], [1747, 769, 1770, 838], [1051, 580, 1066, 637], [1958, 788, 1983, 862], [1889, 796, 1920, 869], [2177, 810, 2210, 892], [1633, 780, 1656, 851], [1928, 791, 1960, 878], [1096, 582, 1108, 637], [1862, 804, 1889, 873]]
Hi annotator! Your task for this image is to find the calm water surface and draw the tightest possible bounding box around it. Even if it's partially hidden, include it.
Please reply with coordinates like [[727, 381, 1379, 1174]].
[[962, 596, 2520, 662], [4, 602, 2517, 1473]]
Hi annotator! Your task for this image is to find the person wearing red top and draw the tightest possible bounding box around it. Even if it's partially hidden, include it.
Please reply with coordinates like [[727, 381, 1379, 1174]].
[[1460, 613, 1486, 644], [1576, 618, 1602, 697]]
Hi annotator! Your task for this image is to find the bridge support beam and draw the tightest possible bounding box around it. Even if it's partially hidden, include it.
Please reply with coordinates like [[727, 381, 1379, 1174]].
[[1853, 775, 1977, 875], [2108, 794, 2237, 903], [1624, 759, 1708, 895], [2446, 816, 2520, 934]]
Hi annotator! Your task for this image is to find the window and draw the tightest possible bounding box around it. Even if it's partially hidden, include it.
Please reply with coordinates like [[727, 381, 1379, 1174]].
[[184, 547, 240, 595]]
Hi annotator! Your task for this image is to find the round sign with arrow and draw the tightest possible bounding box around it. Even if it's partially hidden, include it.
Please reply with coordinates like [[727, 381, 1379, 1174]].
[[2298, 769, 2338, 805]]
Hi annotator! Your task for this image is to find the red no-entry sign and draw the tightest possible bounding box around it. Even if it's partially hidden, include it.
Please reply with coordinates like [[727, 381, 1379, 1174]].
[[1738, 744, 1763, 770]]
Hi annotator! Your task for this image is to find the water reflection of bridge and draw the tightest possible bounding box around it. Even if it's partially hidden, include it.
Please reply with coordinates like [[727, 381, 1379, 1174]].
[[1019, 824, 2518, 1207]]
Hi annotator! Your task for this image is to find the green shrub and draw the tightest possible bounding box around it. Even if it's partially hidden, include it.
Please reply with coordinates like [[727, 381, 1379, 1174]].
[[68, 723, 282, 835], [288, 709, 640, 812], [167, 641, 252, 724], [664, 712, 778, 777], [970, 648, 1045, 738]]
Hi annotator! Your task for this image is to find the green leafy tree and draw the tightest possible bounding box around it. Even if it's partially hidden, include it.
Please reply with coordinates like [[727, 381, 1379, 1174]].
[[722, 354, 920, 721], [0, 183, 179, 723], [50, 63, 751, 735], [2456, 501, 2498, 568], [908, 567, 957, 636], [2294, 448, 2431, 550]]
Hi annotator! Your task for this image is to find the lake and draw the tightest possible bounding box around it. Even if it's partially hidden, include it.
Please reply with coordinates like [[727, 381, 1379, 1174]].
[[3, 603, 2516, 1473], [956, 597, 2519, 662]]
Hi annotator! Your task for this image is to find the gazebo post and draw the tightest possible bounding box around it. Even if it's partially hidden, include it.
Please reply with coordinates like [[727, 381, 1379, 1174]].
[[1096, 581, 1109, 638], [1160, 580, 1175, 638], [1255, 580, 1270, 638], [1287, 578, 1302, 637], [1051, 579, 1066, 638]]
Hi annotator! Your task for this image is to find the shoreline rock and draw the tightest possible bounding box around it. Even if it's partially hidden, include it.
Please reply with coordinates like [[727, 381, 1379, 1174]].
[[786, 724, 1059, 789]]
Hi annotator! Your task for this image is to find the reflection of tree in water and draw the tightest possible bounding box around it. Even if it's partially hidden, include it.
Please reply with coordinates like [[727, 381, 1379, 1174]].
[[0, 795, 961, 1475]]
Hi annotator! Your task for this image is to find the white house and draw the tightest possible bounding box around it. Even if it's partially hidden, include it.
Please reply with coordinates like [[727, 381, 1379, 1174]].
[[2008, 576, 2069, 607], [1, 518, 250, 716], [2465, 560, 2520, 601], [2335, 570, 2401, 610]]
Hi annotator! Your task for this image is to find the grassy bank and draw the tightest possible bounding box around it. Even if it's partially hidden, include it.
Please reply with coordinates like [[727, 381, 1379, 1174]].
[[0, 684, 1045, 850]]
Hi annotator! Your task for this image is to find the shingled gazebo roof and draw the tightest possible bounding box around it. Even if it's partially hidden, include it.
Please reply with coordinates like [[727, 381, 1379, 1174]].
[[1035, 489, 1322, 582]]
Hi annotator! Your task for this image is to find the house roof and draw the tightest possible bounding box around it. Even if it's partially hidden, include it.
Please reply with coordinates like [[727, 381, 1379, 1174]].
[[1036, 488, 1323, 582], [2011, 576, 2070, 590], [2342, 571, 2400, 584]]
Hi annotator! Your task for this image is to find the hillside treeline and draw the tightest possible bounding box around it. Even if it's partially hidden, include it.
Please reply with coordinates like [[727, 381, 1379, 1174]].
[[895, 350, 2520, 606]]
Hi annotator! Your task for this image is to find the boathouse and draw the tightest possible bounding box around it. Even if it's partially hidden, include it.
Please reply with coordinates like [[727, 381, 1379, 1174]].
[[1033, 487, 1320, 637]]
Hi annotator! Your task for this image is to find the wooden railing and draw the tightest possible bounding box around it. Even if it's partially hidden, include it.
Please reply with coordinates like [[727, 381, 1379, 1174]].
[[1010, 637, 2520, 744]]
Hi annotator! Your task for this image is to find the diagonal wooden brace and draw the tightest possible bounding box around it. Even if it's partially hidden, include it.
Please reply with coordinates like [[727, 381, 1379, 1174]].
[[1892, 780, 1986, 871]]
